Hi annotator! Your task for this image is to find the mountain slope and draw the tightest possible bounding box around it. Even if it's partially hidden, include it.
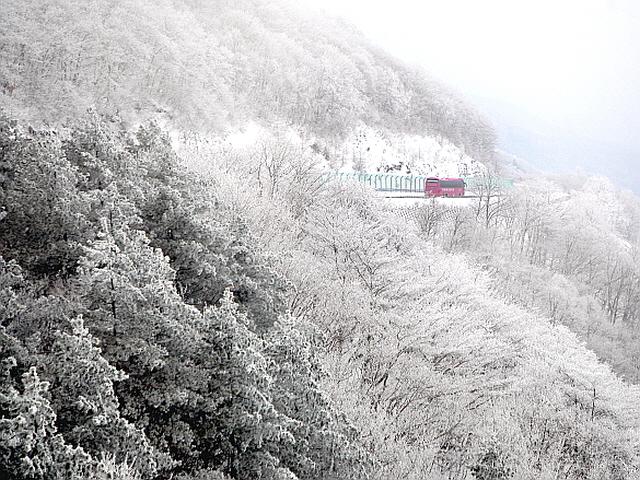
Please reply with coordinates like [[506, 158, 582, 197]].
[[2, 2, 640, 480], [0, 0, 495, 162]]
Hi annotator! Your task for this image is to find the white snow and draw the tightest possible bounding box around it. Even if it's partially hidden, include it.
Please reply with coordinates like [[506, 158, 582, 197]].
[[330, 123, 486, 177]]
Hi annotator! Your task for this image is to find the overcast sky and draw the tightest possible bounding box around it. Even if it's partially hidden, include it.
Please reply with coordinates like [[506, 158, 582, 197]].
[[300, 0, 640, 175]]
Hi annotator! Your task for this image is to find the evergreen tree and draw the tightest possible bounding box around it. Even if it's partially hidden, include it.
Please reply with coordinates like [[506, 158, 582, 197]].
[[196, 292, 295, 479], [41, 316, 162, 478], [127, 126, 288, 328], [0, 362, 93, 480], [76, 220, 295, 478], [0, 116, 89, 277]]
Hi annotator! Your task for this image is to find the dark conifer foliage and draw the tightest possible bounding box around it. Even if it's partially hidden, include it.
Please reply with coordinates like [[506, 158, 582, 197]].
[[3, 2, 638, 479], [3, 111, 639, 480], [0, 118, 90, 277], [0, 114, 370, 480]]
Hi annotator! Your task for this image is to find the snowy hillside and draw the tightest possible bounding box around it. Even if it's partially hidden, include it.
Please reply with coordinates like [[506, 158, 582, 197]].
[[2, 1, 640, 480], [331, 124, 486, 177], [0, 0, 496, 165], [179, 121, 486, 180]]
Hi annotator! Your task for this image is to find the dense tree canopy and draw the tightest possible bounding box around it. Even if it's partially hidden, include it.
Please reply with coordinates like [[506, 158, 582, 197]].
[[0, 0, 495, 162], [0, 116, 370, 480], [1, 1, 639, 479]]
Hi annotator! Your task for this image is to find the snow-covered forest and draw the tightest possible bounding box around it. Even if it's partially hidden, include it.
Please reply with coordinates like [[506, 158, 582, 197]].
[[2, 1, 640, 480], [0, 0, 495, 163]]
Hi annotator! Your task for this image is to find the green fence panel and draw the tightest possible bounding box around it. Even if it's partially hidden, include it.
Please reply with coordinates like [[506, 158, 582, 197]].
[[326, 171, 514, 193]]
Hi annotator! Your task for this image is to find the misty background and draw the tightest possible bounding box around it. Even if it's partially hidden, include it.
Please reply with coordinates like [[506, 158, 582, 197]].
[[301, 0, 640, 192]]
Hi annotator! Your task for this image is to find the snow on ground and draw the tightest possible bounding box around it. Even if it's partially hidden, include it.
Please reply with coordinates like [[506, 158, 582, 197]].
[[204, 121, 488, 179], [328, 123, 486, 177], [380, 192, 477, 208], [174, 121, 487, 189]]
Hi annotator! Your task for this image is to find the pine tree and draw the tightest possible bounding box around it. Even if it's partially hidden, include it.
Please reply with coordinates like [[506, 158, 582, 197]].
[[0, 116, 90, 277], [196, 291, 295, 479], [41, 316, 162, 478], [76, 220, 295, 478], [0, 362, 93, 480]]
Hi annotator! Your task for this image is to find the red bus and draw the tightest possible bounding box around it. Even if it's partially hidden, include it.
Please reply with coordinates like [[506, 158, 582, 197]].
[[425, 177, 466, 197]]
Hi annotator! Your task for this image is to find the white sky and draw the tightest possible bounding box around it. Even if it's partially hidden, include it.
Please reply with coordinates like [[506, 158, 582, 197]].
[[300, 0, 640, 151]]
